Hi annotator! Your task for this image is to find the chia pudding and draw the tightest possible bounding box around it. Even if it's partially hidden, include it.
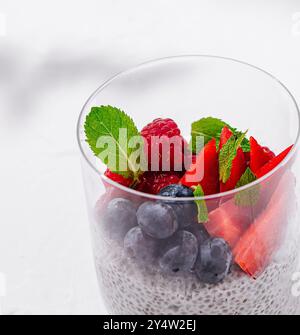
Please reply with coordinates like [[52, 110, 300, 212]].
[[92, 211, 299, 315], [91, 170, 299, 315]]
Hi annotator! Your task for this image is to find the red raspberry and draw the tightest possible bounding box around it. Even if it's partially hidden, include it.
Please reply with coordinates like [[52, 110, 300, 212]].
[[104, 169, 133, 187], [141, 118, 187, 171], [135, 171, 182, 194]]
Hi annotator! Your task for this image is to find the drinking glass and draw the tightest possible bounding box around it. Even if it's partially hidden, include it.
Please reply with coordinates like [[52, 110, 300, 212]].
[[77, 56, 300, 314]]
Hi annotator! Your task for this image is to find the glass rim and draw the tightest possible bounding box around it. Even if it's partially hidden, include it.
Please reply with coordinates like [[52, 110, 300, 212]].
[[77, 54, 300, 202]]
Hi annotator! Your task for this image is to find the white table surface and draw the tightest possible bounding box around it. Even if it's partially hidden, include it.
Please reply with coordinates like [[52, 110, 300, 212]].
[[0, 0, 300, 314]]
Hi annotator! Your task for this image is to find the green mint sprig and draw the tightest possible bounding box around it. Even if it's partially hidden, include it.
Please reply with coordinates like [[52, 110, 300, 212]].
[[235, 167, 260, 207], [84, 105, 143, 181], [190, 117, 250, 153], [193, 184, 209, 223], [219, 131, 247, 184]]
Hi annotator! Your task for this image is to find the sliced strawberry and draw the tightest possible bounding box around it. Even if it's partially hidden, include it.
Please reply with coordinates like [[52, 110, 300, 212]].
[[104, 169, 133, 187], [183, 153, 197, 171], [180, 139, 219, 195], [205, 200, 252, 249], [233, 171, 295, 278], [219, 126, 233, 150], [219, 131, 246, 192], [220, 148, 247, 192], [244, 151, 250, 166], [262, 146, 275, 161], [255, 145, 293, 179], [219, 127, 247, 192], [249, 137, 274, 174]]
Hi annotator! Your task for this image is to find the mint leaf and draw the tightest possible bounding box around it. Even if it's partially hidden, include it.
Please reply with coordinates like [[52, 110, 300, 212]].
[[235, 167, 260, 207], [219, 131, 247, 183], [191, 117, 228, 152], [236, 132, 250, 152], [84, 105, 142, 180], [190, 117, 250, 153], [236, 167, 256, 188], [193, 185, 209, 223]]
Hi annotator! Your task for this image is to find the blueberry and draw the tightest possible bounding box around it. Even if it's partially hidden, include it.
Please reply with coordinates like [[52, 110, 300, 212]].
[[159, 230, 198, 274], [158, 184, 197, 228], [195, 237, 232, 284], [136, 201, 178, 239], [159, 184, 194, 198], [124, 227, 159, 264], [102, 198, 137, 240], [186, 224, 210, 245]]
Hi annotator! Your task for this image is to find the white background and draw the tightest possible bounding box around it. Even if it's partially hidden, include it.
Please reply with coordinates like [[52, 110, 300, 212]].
[[0, 0, 300, 314]]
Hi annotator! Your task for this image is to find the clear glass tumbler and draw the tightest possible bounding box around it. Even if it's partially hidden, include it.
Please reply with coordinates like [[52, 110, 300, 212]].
[[77, 56, 300, 315]]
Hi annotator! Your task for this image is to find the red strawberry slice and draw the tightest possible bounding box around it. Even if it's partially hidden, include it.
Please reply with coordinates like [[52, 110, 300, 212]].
[[104, 169, 133, 187], [180, 139, 219, 195], [220, 148, 247, 192], [219, 127, 247, 192], [233, 170, 295, 278], [219, 126, 233, 150], [244, 151, 250, 166], [255, 145, 293, 179], [202, 162, 291, 250], [262, 146, 275, 161], [249, 137, 274, 174], [204, 200, 252, 249]]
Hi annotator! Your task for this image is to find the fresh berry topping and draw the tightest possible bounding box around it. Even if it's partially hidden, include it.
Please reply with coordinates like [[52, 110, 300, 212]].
[[141, 118, 186, 171], [255, 145, 293, 179], [219, 127, 247, 192], [195, 237, 233, 284], [234, 171, 294, 277], [102, 198, 137, 240], [219, 126, 233, 150], [184, 152, 197, 169], [158, 184, 197, 228], [220, 148, 247, 192], [180, 138, 219, 195], [159, 184, 194, 198], [135, 171, 182, 195], [136, 201, 178, 239], [124, 226, 159, 264], [159, 230, 198, 274], [104, 169, 133, 187], [244, 151, 250, 165], [262, 146, 275, 160], [249, 137, 274, 174]]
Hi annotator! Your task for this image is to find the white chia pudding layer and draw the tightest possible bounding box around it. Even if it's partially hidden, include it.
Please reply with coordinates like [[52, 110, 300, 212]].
[[92, 223, 300, 315]]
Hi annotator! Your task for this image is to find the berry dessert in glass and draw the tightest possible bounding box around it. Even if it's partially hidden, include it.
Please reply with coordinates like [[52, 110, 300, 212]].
[[77, 56, 300, 315]]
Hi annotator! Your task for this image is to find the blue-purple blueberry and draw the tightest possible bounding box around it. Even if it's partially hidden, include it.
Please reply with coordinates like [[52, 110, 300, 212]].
[[103, 198, 137, 240], [159, 230, 198, 274], [158, 184, 197, 228], [124, 226, 159, 264], [195, 237, 232, 284], [137, 201, 178, 239]]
